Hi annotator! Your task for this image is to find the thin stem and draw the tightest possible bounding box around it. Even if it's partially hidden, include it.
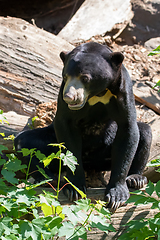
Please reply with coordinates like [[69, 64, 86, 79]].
[[56, 147, 62, 200], [59, 182, 70, 192], [26, 153, 33, 181], [68, 208, 94, 240], [56, 158, 61, 199], [47, 181, 57, 192]]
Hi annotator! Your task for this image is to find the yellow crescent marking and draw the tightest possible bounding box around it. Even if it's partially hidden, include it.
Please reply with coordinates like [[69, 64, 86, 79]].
[[88, 89, 117, 106]]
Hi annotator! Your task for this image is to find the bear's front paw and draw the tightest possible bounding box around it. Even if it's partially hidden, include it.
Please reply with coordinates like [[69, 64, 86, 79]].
[[63, 176, 86, 202], [126, 174, 147, 189], [104, 183, 130, 213]]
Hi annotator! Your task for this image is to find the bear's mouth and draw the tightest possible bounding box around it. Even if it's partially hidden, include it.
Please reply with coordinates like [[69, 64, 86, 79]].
[[68, 100, 86, 110]]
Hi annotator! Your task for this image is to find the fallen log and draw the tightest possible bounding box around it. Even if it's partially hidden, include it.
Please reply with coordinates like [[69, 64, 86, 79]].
[[0, 16, 73, 116]]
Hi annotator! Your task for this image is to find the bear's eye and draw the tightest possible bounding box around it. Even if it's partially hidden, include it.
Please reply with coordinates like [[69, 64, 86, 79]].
[[63, 75, 68, 82], [81, 75, 90, 83]]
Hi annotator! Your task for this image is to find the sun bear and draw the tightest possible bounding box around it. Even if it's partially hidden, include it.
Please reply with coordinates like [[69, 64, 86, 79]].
[[15, 42, 152, 212]]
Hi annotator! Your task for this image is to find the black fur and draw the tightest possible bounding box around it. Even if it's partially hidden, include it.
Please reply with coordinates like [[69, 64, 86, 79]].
[[14, 42, 152, 212]]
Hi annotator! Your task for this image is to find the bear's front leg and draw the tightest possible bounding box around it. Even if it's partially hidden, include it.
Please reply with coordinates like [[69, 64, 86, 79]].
[[104, 121, 140, 213], [105, 182, 129, 213]]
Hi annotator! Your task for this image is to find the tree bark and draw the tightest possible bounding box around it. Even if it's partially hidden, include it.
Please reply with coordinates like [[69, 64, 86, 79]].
[[0, 16, 73, 116]]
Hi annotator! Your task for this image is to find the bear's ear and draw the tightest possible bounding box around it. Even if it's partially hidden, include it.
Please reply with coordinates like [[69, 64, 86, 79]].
[[110, 52, 124, 68], [60, 51, 69, 63]]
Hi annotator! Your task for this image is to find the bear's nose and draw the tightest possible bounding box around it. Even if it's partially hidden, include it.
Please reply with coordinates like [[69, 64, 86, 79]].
[[63, 92, 76, 103]]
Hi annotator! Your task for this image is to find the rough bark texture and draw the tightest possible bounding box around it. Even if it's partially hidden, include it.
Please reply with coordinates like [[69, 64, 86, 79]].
[[0, 16, 73, 116]]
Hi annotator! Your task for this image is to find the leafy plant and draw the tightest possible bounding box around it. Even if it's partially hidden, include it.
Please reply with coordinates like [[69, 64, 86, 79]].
[[119, 159, 160, 240], [118, 181, 160, 239], [0, 111, 115, 239], [148, 45, 160, 56], [154, 80, 160, 93], [28, 116, 38, 129], [0, 109, 9, 125], [148, 45, 160, 92], [0, 145, 115, 239]]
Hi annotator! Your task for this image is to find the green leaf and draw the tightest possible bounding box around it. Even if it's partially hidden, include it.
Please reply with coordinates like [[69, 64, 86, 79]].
[[1, 199, 15, 211], [69, 226, 87, 240], [40, 192, 60, 207], [155, 180, 160, 197], [155, 212, 160, 218], [40, 195, 57, 217], [1, 169, 18, 184], [41, 203, 53, 217], [26, 179, 53, 190], [126, 191, 144, 204], [35, 150, 46, 161], [40, 193, 65, 218], [61, 150, 78, 174], [64, 176, 86, 199], [19, 218, 51, 240], [150, 218, 160, 226], [0, 217, 13, 236], [126, 219, 148, 230], [58, 221, 75, 238], [0, 158, 6, 166], [21, 148, 36, 157], [16, 193, 31, 206], [62, 205, 79, 225], [45, 215, 62, 232], [41, 152, 56, 167], [99, 206, 111, 218], [158, 229, 160, 240], [49, 143, 66, 150], [148, 45, 160, 56], [145, 181, 154, 196], [74, 198, 91, 212], [0, 178, 7, 187], [0, 132, 5, 137], [154, 80, 160, 88], [147, 158, 160, 167], [54, 205, 65, 219], [0, 145, 8, 154], [36, 165, 50, 179], [0, 205, 6, 215], [5, 158, 27, 172], [91, 221, 115, 233]]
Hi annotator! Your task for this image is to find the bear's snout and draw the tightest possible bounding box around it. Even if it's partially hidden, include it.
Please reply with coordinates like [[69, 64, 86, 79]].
[[63, 86, 78, 103]]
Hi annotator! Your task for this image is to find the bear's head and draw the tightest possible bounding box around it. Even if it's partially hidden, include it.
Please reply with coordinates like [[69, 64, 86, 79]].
[[60, 42, 124, 110]]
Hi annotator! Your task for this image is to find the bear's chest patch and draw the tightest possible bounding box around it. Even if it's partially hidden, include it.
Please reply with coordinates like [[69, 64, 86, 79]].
[[88, 89, 116, 106], [82, 122, 106, 136]]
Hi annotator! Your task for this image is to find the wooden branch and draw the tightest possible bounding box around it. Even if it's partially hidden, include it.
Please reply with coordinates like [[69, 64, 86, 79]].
[[133, 81, 160, 115], [134, 94, 160, 115]]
